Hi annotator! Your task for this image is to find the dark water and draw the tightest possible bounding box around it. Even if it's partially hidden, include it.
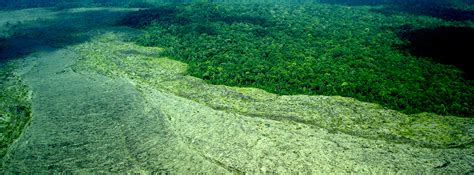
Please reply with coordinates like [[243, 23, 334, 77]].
[[1, 0, 473, 8]]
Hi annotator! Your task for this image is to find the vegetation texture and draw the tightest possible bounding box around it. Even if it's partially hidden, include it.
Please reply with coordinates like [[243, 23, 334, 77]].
[[73, 32, 473, 149], [1, 5, 472, 174], [0, 61, 31, 162], [69, 32, 472, 173], [121, 3, 474, 117]]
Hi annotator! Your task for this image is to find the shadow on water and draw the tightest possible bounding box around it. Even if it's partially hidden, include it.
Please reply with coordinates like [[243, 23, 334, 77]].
[[318, 0, 397, 6], [396, 26, 474, 79], [0, 0, 154, 10], [317, 0, 447, 6], [319, 0, 474, 21], [0, 8, 134, 60], [372, 4, 474, 21], [119, 4, 270, 31]]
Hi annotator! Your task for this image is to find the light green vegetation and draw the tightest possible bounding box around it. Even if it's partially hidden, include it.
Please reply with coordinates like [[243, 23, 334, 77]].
[[0, 8, 58, 170], [0, 6, 472, 173], [0, 8, 44, 157], [0, 60, 31, 162], [73, 30, 474, 173], [122, 3, 474, 117], [74, 32, 474, 149], [0, 7, 136, 166]]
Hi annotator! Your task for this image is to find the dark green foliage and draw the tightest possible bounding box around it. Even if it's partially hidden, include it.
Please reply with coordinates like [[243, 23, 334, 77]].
[[123, 3, 473, 117]]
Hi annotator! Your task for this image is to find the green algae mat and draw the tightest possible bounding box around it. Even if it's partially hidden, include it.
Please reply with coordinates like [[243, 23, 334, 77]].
[[0, 5, 473, 174]]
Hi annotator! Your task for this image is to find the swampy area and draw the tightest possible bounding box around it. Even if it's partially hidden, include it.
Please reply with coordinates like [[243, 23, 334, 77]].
[[0, 0, 473, 173]]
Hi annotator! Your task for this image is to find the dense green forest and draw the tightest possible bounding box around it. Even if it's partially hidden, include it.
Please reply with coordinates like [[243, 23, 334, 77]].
[[0, 0, 472, 117], [120, 3, 473, 117]]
